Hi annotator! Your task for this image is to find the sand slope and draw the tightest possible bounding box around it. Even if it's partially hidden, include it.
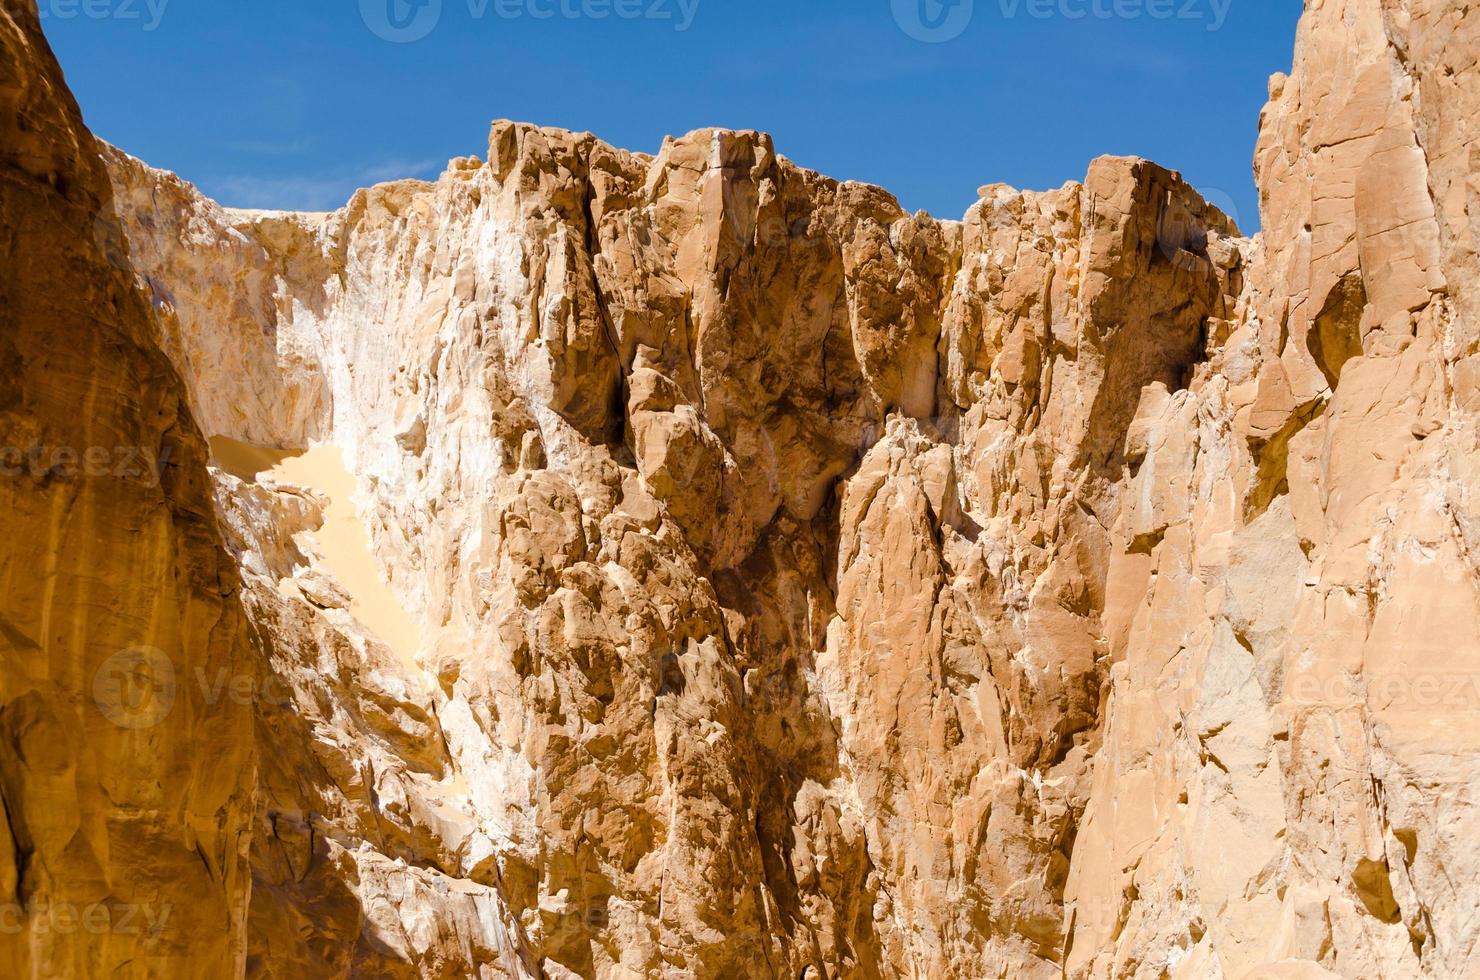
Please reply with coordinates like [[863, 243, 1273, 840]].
[[212, 437, 421, 662]]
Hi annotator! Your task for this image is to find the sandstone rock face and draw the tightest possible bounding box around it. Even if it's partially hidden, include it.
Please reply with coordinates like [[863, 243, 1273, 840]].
[[2, 0, 1477, 977], [0, 3, 255, 977], [1063, 5, 1479, 977]]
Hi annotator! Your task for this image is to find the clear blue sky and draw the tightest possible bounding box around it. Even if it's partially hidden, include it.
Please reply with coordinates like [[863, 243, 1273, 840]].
[[41, 0, 1301, 231]]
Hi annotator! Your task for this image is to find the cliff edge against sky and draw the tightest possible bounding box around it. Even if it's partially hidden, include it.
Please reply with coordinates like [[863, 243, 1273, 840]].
[[1, 0, 1477, 976]]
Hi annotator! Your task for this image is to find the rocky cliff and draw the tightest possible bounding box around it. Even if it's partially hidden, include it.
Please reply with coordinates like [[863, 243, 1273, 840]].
[[0, 2, 255, 976], [2, 0, 1477, 977]]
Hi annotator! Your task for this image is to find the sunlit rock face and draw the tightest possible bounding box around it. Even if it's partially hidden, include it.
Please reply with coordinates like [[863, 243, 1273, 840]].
[[2, 0, 1477, 977]]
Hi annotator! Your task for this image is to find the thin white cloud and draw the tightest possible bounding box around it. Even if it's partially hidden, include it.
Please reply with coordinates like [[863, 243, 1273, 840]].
[[223, 137, 316, 157], [207, 158, 446, 211], [359, 158, 444, 183]]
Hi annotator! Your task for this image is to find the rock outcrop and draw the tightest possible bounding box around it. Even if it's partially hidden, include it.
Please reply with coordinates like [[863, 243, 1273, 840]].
[[1067, 5, 1480, 977], [2, 0, 1476, 977]]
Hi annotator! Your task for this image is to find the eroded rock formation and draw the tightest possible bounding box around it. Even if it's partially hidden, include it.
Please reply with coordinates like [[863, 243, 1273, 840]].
[[0, 3, 254, 976], [2, 0, 1477, 977]]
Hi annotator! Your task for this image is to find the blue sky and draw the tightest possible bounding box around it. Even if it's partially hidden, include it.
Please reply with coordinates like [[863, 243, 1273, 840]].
[[41, 0, 1300, 231]]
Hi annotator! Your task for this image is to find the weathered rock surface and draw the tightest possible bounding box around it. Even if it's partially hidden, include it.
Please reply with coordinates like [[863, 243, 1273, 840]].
[[2, 0, 1477, 977], [0, 2, 255, 976]]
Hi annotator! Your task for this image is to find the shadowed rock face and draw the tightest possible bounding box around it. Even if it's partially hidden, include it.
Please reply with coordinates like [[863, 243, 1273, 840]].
[[2, 0, 1478, 977], [0, 2, 255, 977]]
